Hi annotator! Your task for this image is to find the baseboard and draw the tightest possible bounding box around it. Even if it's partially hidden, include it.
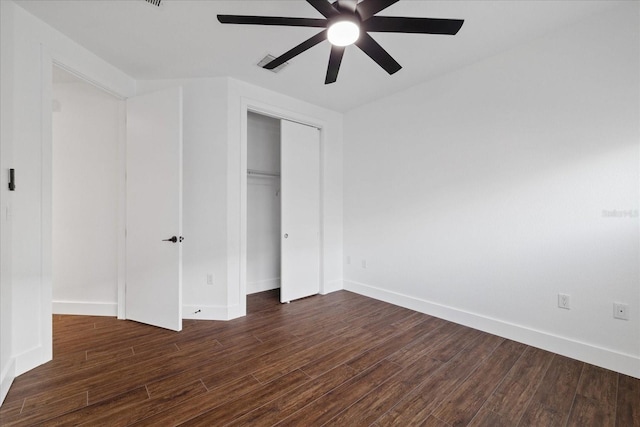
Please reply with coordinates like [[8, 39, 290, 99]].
[[53, 300, 117, 317], [52, 301, 238, 322], [322, 279, 344, 295], [226, 304, 245, 320], [183, 304, 243, 320], [14, 345, 48, 377], [247, 278, 280, 295], [344, 280, 640, 379], [0, 357, 15, 406]]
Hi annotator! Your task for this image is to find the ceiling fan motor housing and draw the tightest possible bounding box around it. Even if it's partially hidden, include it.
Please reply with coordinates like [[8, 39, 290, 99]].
[[327, 14, 361, 46]]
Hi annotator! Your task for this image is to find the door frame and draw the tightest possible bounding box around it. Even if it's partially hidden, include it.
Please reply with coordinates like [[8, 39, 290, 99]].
[[239, 98, 327, 315], [42, 53, 129, 325]]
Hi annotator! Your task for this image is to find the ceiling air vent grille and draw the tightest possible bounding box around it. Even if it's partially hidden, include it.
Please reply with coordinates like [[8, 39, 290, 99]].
[[258, 55, 288, 73], [145, 0, 162, 7]]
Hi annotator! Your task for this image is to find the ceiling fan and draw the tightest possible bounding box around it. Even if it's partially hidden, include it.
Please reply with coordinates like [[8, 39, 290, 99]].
[[217, 0, 464, 84]]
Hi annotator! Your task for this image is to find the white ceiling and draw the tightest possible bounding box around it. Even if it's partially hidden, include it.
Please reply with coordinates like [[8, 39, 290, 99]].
[[16, 0, 624, 112]]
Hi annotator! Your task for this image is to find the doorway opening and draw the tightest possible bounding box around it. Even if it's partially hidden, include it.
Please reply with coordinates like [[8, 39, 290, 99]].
[[246, 112, 282, 296], [51, 65, 125, 317], [244, 109, 321, 305]]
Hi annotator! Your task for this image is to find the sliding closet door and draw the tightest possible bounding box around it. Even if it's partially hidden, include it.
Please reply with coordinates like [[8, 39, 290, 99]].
[[280, 120, 320, 303]]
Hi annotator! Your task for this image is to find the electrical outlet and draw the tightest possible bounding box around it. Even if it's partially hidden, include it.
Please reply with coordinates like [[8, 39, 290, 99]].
[[613, 303, 628, 320], [361, 259, 367, 269], [346, 256, 351, 265], [558, 293, 570, 310], [206, 274, 214, 286]]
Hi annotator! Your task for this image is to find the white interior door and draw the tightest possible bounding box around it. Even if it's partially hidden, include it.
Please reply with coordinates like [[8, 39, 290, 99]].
[[280, 120, 320, 303], [126, 87, 183, 331]]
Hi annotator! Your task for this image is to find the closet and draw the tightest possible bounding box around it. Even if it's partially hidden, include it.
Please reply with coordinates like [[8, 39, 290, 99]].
[[247, 112, 282, 295], [246, 111, 321, 303]]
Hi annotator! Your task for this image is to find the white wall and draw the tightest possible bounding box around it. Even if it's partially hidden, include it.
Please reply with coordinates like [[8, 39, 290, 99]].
[[247, 112, 281, 294], [2, 1, 135, 398], [180, 79, 230, 319], [343, 4, 639, 377], [52, 77, 123, 316], [248, 112, 281, 173]]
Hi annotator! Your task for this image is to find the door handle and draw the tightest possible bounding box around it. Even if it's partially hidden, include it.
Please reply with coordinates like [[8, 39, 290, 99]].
[[284, 233, 288, 239], [162, 236, 184, 243]]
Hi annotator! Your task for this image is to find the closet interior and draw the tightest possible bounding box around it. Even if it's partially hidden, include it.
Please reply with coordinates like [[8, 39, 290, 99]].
[[247, 112, 282, 295]]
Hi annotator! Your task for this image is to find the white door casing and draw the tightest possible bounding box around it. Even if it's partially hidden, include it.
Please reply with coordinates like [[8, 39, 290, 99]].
[[125, 87, 183, 331], [280, 120, 320, 303]]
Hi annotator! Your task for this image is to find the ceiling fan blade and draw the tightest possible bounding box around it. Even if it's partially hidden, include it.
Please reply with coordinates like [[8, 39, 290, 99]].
[[325, 45, 345, 84], [306, 0, 340, 18], [264, 30, 328, 70], [356, 0, 400, 21], [217, 15, 327, 28], [364, 16, 464, 35], [355, 32, 401, 75]]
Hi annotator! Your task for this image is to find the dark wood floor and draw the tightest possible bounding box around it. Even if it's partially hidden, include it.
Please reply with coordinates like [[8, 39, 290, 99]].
[[0, 290, 638, 426]]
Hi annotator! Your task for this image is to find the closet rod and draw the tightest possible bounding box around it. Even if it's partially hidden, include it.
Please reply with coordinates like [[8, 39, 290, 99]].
[[247, 169, 280, 178]]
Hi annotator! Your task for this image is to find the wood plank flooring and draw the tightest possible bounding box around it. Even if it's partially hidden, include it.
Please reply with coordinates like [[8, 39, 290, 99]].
[[1, 290, 638, 426]]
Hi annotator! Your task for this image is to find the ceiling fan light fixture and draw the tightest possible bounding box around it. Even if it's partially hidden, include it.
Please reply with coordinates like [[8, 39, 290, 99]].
[[327, 20, 360, 46]]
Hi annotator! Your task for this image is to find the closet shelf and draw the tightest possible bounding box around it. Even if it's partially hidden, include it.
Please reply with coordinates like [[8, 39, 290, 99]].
[[248, 169, 280, 178]]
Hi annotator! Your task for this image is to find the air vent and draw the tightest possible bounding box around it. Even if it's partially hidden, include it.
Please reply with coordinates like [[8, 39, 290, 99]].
[[144, 0, 162, 7], [257, 55, 288, 73]]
